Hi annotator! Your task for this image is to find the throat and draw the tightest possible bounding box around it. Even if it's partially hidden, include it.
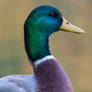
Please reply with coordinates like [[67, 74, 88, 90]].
[[24, 32, 51, 63]]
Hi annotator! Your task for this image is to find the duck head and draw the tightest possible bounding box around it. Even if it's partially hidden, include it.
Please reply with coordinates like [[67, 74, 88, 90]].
[[24, 5, 85, 62], [24, 5, 85, 35]]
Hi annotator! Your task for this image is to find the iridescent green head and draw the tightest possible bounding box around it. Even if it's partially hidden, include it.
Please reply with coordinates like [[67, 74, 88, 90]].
[[25, 5, 63, 36], [24, 5, 85, 63]]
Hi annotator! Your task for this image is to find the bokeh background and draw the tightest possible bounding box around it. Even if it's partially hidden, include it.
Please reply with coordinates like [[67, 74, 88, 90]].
[[0, 0, 92, 92]]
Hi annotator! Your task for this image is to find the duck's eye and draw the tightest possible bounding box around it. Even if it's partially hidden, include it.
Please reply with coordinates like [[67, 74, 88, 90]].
[[49, 12, 57, 17]]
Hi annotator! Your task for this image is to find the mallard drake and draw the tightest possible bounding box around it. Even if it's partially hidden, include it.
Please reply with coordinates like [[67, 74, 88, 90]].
[[0, 5, 85, 92]]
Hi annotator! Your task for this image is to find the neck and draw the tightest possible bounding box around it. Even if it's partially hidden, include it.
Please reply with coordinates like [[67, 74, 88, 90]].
[[24, 27, 51, 63]]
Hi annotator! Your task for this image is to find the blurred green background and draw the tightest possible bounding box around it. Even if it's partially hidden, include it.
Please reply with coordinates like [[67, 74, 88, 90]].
[[0, 0, 92, 92]]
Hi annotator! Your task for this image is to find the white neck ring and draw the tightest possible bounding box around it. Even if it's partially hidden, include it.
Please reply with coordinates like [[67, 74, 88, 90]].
[[34, 55, 56, 66]]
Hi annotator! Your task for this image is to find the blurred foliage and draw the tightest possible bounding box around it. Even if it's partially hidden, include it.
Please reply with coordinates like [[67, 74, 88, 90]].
[[0, 0, 92, 92]]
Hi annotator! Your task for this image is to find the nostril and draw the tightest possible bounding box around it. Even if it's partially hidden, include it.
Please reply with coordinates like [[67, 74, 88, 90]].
[[66, 22, 69, 24]]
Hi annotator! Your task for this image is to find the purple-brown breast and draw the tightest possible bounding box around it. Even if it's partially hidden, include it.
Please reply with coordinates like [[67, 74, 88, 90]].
[[34, 59, 73, 92]]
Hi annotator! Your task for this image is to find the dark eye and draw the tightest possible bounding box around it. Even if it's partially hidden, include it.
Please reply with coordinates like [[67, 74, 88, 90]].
[[49, 12, 57, 17]]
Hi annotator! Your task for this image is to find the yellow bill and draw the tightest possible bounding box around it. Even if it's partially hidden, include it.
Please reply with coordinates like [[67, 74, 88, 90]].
[[59, 17, 85, 34]]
